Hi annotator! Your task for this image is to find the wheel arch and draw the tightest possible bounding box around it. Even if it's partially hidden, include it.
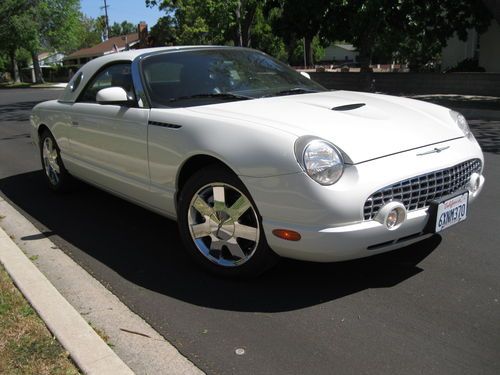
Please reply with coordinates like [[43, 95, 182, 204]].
[[38, 123, 51, 136], [36, 124, 51, 146], [176, 154, 239, 202]]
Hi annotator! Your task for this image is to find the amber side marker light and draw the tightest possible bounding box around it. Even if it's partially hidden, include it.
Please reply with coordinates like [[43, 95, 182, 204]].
[[272, 229, 301, 241]]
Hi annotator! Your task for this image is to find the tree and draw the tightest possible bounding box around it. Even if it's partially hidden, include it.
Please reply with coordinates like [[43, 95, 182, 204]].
[[0, 0, 82, 83], [265, 0, 331, 67], [0, 0, 37, 82], [146, 0, 264, 47], [75, 14, 102, 49], [109, 21, 136, 37], [149, 15, 177, 46], [324, 0, 493, 71]]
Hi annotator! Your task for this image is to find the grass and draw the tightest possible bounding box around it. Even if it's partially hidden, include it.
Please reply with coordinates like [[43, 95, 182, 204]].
[[87, 321, 112, 347], [0, 82, 31, 89], [0, 265, 80, 375]]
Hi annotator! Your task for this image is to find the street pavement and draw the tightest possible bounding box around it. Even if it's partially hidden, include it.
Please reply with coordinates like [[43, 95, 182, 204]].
[[1, 88, 499, 375]]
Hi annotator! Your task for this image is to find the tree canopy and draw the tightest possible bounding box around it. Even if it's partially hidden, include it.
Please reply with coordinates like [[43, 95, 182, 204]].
[[0, 0, 141, 83], [109, 21, 137, 37], [0, 0, 84, 82], [146, 0, 493, 70]]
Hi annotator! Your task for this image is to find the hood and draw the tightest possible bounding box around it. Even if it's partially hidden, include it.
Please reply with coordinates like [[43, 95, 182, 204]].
[[187, 90, 464, 164]]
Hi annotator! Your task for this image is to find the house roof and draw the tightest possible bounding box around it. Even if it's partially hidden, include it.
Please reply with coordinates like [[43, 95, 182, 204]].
[[65, 33, 140, 60], [334, 44, 357, 52]]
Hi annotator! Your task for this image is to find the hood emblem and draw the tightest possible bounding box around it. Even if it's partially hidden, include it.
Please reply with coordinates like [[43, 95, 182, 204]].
[[417, 146, 450, 156]]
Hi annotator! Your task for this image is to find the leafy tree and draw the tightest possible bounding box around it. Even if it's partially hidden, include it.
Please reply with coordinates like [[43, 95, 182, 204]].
[[265, 0, 331, 67], [75, 14, 102, 49], [0, 0, 37, 82], [251, 6, 287, 60], [149, 15, 177, 46], [0, 0, 83, 83], [109, 21, 136, 37], [146, 0, 263, 47], [324, 0, 493, 71]]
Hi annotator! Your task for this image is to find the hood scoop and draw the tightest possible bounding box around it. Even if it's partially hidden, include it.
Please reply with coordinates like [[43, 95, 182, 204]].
[[331, 103, 366, 111]]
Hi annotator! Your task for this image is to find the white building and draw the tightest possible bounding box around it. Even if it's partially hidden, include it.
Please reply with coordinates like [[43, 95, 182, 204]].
[[322, 43, 359, 63], [441, 20, 500, 72]]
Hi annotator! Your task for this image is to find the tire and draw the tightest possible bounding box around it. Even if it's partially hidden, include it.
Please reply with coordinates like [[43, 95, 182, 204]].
[[39, 129, 72, 192], [177, 165, 279, 278]]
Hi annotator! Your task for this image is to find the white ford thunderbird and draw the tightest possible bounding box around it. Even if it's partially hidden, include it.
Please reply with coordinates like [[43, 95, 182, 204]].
[[31, 46, 484, 277]]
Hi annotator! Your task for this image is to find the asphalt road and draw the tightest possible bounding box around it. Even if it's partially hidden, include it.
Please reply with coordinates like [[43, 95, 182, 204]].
[[1, 88, 499, 375]]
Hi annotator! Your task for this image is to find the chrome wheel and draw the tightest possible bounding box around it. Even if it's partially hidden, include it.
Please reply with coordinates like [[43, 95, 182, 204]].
[[42, 137, 60, 186], [187, 182, 260, 267]]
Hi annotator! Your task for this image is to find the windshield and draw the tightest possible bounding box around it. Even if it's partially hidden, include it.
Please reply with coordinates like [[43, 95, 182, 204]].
[[141, 48, 327, 107]]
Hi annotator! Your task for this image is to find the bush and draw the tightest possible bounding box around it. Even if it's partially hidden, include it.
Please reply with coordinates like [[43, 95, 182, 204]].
[[446, 58, 485, 73]]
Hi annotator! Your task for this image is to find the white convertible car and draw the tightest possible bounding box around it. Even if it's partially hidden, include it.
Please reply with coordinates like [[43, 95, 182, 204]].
[[31, 46, 484, 277]]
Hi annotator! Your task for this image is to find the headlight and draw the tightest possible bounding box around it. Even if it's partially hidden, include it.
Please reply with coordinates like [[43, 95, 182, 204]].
[[300, 139, 344, 185], [450, 110, 473, 139]]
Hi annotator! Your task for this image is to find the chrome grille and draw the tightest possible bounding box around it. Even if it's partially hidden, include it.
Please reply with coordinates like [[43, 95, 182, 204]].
[[363, 159, 482, 220]]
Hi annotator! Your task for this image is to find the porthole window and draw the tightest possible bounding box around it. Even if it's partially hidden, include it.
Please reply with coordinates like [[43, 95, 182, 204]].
[[70, 72, 83, 92]]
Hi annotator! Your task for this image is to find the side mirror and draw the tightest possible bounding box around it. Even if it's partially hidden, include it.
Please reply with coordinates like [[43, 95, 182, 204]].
[[300, 71, 311, 80], [96, 87, 134, 105]]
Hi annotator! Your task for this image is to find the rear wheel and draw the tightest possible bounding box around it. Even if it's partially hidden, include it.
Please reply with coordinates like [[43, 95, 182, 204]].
[[178, 165, 278, 278], [39, 130, 72, 192]]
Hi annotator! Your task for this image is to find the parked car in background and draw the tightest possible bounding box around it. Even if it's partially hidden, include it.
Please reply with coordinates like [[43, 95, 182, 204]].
[[31, 46, 485, 277]]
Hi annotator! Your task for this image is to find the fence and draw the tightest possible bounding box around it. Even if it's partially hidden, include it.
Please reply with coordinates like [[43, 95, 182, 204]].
[[309, 72, 500, 97]]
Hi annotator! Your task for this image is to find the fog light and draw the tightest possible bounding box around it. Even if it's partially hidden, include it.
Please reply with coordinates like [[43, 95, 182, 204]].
[[468, 173, 481, 192], [374, 201, 407, 230], [386, 209, 399, 228]]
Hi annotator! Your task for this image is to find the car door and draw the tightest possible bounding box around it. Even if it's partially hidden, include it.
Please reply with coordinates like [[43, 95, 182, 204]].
[[69, 62, 151, 202]]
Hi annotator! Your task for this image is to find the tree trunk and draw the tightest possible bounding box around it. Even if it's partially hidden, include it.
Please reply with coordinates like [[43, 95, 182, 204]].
[[10, 50, 20, 83], [287, 35, 297, 64], [358, 41, 373, 72], [234, 1, 243, 47], [31, 51, 44, 84], [241, 2, 257, 48], [304, 36, 314, 68]]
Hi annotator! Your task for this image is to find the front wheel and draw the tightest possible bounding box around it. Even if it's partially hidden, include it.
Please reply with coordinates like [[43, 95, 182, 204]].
[[39, 130, 72, 192], [177, 166, 278, 278]]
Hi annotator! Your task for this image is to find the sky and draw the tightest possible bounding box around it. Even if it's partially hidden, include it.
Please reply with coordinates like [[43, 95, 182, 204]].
[[80, 0, 164, 28]]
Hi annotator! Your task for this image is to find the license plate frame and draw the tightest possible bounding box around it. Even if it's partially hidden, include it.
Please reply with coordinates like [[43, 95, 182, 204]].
[[425, 191, 469, 233]]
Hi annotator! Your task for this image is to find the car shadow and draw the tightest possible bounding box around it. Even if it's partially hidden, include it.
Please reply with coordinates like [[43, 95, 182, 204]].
[[0, 170, 441, 313], [0, 101, 44, 122]]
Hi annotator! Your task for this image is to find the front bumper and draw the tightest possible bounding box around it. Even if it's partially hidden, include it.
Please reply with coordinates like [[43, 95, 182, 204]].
[[241, 136, 484, 262]]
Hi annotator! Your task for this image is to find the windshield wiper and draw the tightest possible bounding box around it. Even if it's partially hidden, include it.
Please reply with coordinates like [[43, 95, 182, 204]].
[[262, 87, 319, 98], [169, 92, 251, 103]]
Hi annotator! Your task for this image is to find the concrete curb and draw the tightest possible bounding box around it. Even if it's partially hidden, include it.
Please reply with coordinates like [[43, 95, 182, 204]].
[[0, 223, 134, 374]]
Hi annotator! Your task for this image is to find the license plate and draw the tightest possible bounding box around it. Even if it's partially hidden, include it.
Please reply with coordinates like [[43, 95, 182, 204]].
[[434, 192, 469, 233]]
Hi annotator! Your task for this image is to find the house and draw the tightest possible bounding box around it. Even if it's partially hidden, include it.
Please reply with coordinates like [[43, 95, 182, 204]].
[[36, 52, 65, 67], [22, 51, 66, 83], [322, 43, 359, 63], [441, 16, 500, 72], [64, 22, 148, 67]]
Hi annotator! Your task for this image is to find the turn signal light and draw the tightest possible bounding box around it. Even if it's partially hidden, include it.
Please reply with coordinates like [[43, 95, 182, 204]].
[[272, 229, 301, 241]]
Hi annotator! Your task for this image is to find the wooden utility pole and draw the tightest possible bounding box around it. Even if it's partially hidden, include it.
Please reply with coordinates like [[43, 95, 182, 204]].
[[101, 0, 110, 40]]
